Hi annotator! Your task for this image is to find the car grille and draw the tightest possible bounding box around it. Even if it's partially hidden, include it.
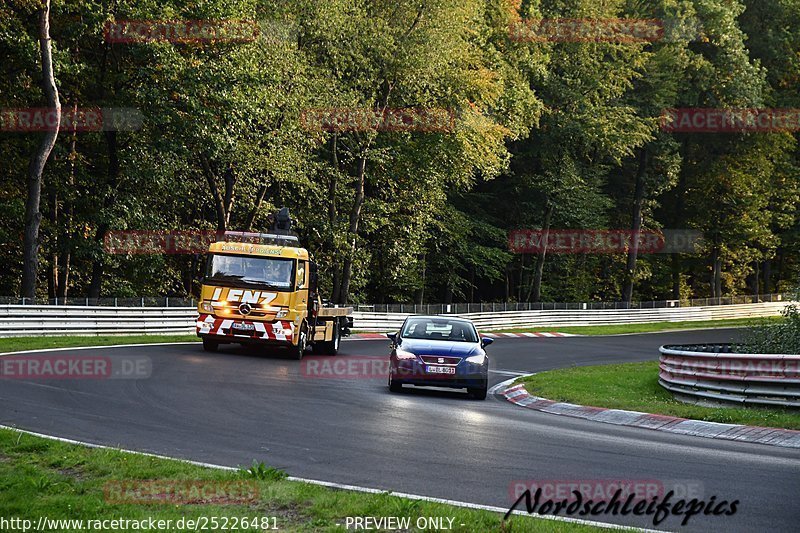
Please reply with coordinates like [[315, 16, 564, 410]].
[[420, 355, 462, 366]]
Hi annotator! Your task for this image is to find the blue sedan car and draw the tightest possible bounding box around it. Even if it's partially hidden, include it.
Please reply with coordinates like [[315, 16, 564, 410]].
[[387, 316, 493, 399]]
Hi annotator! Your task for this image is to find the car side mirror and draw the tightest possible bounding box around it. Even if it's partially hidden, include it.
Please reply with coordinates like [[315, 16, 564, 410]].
[[481, 337, 493, 347], [387, 332, 397, 343]]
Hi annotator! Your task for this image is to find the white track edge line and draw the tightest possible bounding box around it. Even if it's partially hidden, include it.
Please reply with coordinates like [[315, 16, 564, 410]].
[[0, 424, 657, 532]]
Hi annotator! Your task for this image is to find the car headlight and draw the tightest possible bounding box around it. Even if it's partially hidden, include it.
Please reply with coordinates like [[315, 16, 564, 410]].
[[200, 301, 214, 313], [395, 347, 417, 360], [275, 309, 288, 318], [465, 354, 486, 365]]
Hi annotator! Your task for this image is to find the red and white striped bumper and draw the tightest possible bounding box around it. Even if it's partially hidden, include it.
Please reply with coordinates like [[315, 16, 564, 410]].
[[196, 314, 295, 342]]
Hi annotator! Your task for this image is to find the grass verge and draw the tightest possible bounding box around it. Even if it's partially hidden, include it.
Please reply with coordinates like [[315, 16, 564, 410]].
[[0, 428, 596, 532], [516, 362, 800, 430], [504, 317, 781, 336], [0, 335, 199, 354]]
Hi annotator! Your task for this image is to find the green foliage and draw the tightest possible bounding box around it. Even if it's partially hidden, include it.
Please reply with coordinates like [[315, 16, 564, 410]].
[[1, 0, 798, 303], [741, 289, 800, 354], [239, 461, 288, 481]]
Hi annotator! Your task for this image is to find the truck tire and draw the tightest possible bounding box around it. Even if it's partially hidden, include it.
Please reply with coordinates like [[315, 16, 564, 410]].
[[202, 338, 219, 352], [292, 328, 307, 360], [313, 319, 340, 356]]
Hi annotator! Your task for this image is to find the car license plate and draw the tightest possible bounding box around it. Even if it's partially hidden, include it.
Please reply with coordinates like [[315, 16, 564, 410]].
[[231, 323, 255, 334], [427, 366, 455, 374]]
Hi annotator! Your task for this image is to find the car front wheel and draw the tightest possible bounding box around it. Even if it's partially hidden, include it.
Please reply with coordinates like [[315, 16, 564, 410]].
[[388, 372, 403, 393], [468, 380, 488, 400]]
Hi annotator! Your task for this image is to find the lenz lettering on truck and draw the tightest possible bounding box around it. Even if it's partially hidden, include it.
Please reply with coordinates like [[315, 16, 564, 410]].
[[196, 209, 353, 359]]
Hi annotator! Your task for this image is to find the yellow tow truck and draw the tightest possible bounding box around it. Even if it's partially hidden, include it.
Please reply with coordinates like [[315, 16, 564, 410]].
[[196, 209, 353, 359]]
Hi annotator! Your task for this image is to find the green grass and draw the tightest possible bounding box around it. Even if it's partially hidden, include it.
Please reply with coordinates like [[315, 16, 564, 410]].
[[0, 428, 599, 532], [0, 335, 199, 354], [503, 317, 781, 335], [517, 362, 800, 430]]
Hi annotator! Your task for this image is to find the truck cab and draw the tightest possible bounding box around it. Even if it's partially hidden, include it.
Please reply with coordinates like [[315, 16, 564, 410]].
[[196, 218, 352, 359]]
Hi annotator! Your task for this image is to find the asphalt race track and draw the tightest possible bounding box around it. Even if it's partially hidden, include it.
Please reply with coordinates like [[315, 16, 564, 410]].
[[2, 329, 799, 532]]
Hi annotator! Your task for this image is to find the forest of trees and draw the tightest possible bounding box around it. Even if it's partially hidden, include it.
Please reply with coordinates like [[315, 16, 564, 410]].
[[1, 0, 798, 304]]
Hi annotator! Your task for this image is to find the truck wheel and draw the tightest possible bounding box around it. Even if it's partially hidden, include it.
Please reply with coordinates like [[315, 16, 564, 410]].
[[312, 319, 340, 355], [202, 338, 219, 353], [292, 329, 307, 360]]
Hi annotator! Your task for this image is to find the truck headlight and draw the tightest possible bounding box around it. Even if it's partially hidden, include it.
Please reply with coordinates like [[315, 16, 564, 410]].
[[465, 354, 486, 365], [200, 301, 214, 313]]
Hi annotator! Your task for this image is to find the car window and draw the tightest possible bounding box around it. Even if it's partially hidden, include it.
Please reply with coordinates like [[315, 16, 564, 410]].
[[401, 318, 477, 343]]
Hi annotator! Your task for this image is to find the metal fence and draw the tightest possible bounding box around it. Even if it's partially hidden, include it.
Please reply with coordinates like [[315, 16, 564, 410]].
[[0, 293, 786, 310], [0, 300, 791, 337], [659, 344, 800, 408], [353, 294, 786, 314]]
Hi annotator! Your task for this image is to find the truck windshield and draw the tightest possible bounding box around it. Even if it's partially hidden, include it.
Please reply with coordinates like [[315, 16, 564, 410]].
[[205, 254, 294, 290]]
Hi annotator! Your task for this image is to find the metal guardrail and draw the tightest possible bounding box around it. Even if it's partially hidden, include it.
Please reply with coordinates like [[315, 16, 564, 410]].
[[354, 301, 791, 332], [0, 293, 786, 309], [354, 294, 787, 314], [659, 344, 800, 408], [0, 301, 792, 337]]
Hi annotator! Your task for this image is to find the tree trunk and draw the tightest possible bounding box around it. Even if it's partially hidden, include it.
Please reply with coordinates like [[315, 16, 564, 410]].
[[671, 253, 681, 300], [710, 243, 722, 298], [763, 259, 771, 294], [57, 114, 78, 299], [337, 155, 367, 304], [622, 149, 647, 303], [200, 154, 228, 231], [22, 0, 60, 299], [528, 202, 553, 302], [245, 183, 268, 230], [88, 130, 120, 299], [47, 184, 58, 299]]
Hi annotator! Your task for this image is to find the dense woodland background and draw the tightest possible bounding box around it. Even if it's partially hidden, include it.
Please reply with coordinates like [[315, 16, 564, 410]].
[[1, 0, 799, 304]]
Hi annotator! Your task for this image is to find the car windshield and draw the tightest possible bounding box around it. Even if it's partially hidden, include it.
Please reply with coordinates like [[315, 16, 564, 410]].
[[401, 318, 478, 343], [205, 254, 294, 289]]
